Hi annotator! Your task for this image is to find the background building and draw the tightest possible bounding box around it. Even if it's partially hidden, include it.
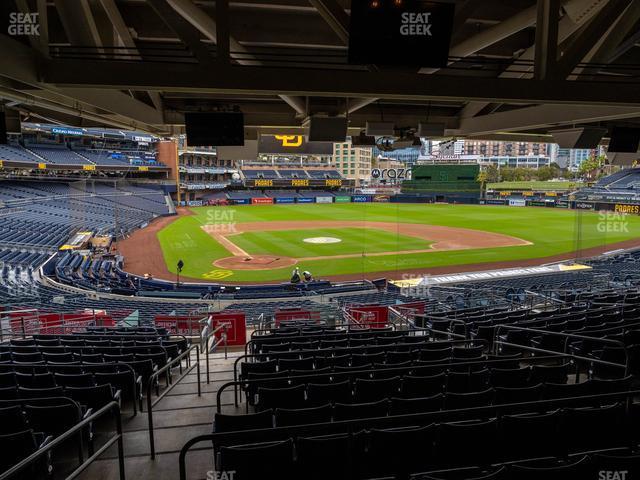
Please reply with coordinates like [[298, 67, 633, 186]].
[[332, 142, 373, 186]]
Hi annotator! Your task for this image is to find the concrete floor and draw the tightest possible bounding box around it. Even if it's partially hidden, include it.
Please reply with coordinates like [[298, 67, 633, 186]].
[[76, 348, 243, 480]]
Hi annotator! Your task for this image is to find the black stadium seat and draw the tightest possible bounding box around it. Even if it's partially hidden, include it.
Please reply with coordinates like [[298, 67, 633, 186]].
[[214, 410, 273, 433], [219, 439, 296, 480], [333, 400, 388, 421], [307, 381, 352, 406], [0, 429, 50, 480], [256, 384, 306, 411], [274, 404, 333, 427]]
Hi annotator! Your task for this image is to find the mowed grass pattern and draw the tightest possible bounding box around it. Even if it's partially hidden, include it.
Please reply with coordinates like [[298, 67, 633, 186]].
[[230, 227, 432, 258], [156, 203, 640, 282]]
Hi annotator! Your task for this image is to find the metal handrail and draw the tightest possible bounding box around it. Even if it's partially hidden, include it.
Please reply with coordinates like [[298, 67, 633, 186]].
[[201, 322, 228, 384], [494, 324, 630, 376], [182, 389, 640, 480], [222, 351, 563, 413], [147, 344, 200, 460], [0, 400, 125, 480], [405, 313, 469, 340]]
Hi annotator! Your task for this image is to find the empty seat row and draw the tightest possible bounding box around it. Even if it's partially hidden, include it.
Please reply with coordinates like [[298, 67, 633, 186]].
[[252, 376, 631, 411], [215, 403, 634, 479]]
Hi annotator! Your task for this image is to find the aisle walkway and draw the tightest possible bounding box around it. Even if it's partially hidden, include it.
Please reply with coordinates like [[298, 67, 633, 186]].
[[78, 348, 242, 480]]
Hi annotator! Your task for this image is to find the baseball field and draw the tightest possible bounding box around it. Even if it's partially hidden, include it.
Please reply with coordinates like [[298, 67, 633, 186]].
[[118, 203, 640, 283]]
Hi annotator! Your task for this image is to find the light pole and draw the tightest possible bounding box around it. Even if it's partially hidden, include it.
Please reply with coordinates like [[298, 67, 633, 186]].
[[176, 259, 184, 288]]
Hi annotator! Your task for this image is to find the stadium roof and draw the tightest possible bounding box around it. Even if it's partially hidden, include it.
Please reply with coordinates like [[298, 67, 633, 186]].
[[1, 0, 640, 142]]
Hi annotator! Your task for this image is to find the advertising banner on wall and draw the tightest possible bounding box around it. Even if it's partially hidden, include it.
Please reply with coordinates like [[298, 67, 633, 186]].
[[373, 194, 391, 202], [232, 198, 250, 205], [335, 195, 352, 203], [316, 196, 334, 204], [508, 199, 526, 207], [297, 197, 315, 204], [275, 197, 295, 204], [593, 202, 640, 214], [251, 197, 274, 205], [574, 201, 595, 210], [485, 199, 506, 206], [352, 195, 370, 203]]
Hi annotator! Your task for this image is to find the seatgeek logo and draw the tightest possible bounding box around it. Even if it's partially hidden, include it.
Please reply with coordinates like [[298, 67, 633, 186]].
[[8, 12, 40, 36], [400, 12, 432, 36], [206, 471, 235, 480]]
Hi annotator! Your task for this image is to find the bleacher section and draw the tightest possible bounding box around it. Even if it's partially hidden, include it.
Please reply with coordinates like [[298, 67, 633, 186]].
[[26, 145, 92, 166], [596, 168, 640, 189], [0, 144, 43, 164], [574, 168, 640, 203], [0, 143, 165, 168], [0, 326, 193, 479], [242, 170, 279, 179]]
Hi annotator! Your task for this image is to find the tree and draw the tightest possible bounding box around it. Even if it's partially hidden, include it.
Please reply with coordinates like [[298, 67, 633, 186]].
[[578, 155, 606, 179], [482, 164, 500, 183], [536, 166, 555, 181]]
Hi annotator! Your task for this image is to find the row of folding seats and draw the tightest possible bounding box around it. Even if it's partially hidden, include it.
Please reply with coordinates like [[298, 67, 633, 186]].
[[241, 346, 488, 377], [0, 399, 84, 438], [0, 382, 118, 410], [252, 375, 632, 411], [414, 453, 638, 480], [246, 348, 489, 373], [0, 368, 140, 402], [244, 362, 577, 398], [0, 350, 169, 369], [257, 335, 434, 354], [215, 403, 635, 479]]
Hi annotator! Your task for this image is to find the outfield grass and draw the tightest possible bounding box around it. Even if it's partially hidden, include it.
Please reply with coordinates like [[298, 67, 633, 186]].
[[230, 227, 431, 258], [487, 181, 583, 191], [156, 203, 640, 282]]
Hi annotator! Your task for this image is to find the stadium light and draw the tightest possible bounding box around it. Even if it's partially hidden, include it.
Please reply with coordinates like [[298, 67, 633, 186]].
[[176, 259, 184, 288]]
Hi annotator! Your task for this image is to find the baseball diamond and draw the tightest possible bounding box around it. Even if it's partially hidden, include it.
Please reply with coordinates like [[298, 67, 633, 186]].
[[117, 203, 640, 283]]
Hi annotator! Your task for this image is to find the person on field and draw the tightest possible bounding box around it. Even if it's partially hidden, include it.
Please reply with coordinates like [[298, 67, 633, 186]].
[[290, 267, 301, 284], [303, 270, 314, 282]]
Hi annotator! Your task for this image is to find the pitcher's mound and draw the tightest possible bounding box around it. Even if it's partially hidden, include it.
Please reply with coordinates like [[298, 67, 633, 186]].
[[213, 255, 297, 270]]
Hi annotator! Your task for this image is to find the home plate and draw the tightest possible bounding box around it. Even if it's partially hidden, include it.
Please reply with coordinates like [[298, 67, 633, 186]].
[[303, 237, 342, 244]]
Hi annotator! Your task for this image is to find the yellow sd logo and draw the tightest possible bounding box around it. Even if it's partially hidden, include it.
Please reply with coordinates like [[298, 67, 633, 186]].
[[202, 270, 234, 280], [275, 135, 303, 147]]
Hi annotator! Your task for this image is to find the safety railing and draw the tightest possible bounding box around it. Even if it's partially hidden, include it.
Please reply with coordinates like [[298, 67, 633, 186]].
[[147, 344, 200, 459], [181, 388, 640, 480], [493, 324, 631, 377], [201, 322, 228, 384], [0, 400, 125, 480]]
